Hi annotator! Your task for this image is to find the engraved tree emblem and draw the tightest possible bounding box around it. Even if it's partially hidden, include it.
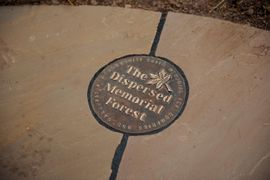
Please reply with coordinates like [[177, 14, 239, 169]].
[[147, 69, 173, 92]]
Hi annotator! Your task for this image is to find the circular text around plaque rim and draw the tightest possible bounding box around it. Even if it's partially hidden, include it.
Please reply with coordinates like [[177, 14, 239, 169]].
[[87, 54, 189, 135]]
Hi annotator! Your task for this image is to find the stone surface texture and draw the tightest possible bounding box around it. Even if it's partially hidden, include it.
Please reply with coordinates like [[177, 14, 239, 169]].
[[0, 5, 270, 180], [118, 13, 270, 180], [0, 6, 159, 180]]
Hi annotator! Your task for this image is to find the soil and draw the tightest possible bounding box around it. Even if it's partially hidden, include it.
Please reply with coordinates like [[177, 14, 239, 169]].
[[0, 0, 270, 30]]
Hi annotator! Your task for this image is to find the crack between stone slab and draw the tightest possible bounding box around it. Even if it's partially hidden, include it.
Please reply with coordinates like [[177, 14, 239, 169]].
[[109, 11, 168, 180], [109, 134, 129, 180], [149, 12, 168, 56]]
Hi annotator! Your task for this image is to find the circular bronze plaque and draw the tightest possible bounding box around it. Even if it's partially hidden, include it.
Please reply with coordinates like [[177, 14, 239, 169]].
[[87, 55, 189, 135]]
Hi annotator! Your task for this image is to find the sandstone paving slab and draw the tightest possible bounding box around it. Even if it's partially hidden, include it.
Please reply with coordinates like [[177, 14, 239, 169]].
[[0, 6, 160, 180], [118, 13, 270, 180]]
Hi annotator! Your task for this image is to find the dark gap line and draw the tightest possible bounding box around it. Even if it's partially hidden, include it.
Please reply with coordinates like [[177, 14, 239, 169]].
[[149, 11, 168, 56], [109, 11, 168, 180], [109, 134, 129, 180]]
